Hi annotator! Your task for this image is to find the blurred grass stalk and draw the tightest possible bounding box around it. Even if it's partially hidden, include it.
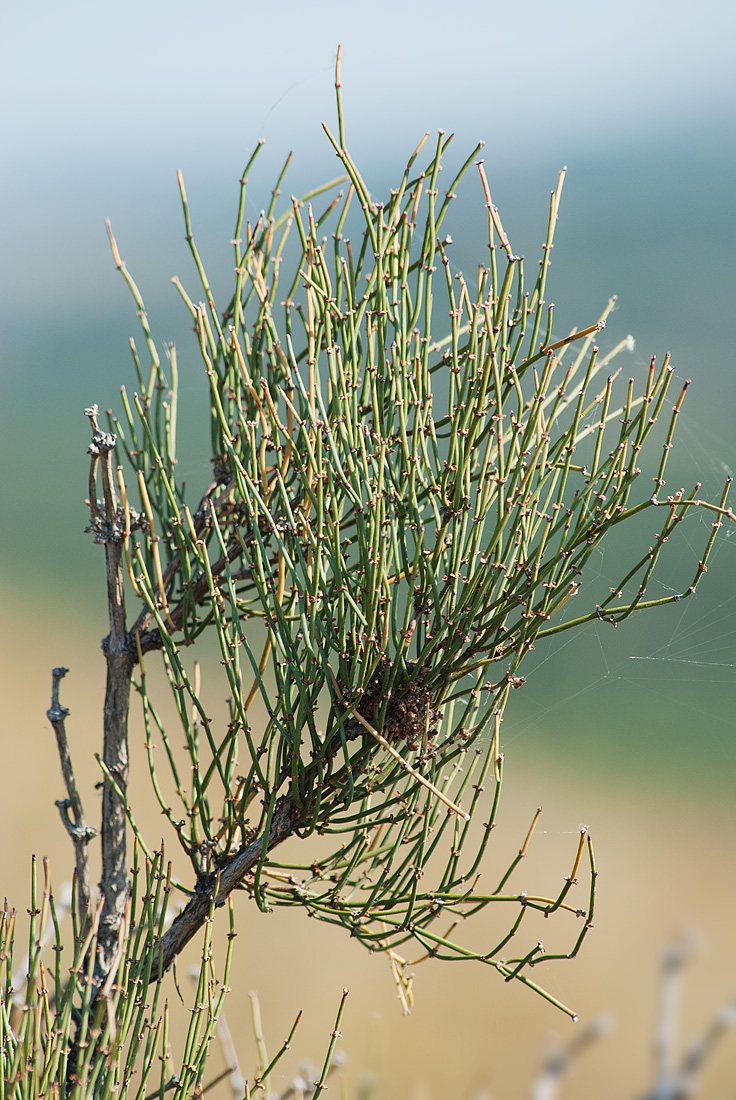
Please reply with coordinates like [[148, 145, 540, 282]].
[[2, 46, 733, 1098]]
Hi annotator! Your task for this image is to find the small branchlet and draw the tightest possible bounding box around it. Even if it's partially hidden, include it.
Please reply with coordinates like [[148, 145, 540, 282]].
[[46, 667, 96, 924]]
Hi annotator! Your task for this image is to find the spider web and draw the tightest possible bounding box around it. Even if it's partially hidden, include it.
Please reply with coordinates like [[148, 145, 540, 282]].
[[499, 386, 736, 792]]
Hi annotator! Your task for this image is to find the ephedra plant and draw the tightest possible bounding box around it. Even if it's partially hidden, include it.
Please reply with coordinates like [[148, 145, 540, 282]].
[[2, 53, 733, 1098]]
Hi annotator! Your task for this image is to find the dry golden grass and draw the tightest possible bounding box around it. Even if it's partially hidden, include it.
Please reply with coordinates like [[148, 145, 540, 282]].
[[2, 591, 734, 1098]]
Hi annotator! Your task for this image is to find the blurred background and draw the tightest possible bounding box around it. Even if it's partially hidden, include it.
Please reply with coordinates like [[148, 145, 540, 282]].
[[2, 1, 736, 1095]]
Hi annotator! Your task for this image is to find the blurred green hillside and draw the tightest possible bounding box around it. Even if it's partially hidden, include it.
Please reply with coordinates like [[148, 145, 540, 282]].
[[2, 123, 734, 793]]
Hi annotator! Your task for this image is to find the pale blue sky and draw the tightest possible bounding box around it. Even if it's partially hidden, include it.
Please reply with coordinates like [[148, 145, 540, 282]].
[[4, 0, 735, 321], [6, 0, 735, 160], [2, 0, 730, 314]]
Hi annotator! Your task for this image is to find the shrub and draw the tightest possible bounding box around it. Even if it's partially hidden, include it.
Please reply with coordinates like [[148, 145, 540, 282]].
[[2, 50, 732, 1098]]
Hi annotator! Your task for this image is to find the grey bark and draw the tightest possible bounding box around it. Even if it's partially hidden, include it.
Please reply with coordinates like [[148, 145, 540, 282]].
[[85, 406, 134, 974]]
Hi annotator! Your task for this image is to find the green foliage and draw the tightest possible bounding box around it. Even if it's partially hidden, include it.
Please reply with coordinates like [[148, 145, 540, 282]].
[[106, 114, 726, 1002], [1, 853, 229, 1100], [2, 65, 733, 1098]]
